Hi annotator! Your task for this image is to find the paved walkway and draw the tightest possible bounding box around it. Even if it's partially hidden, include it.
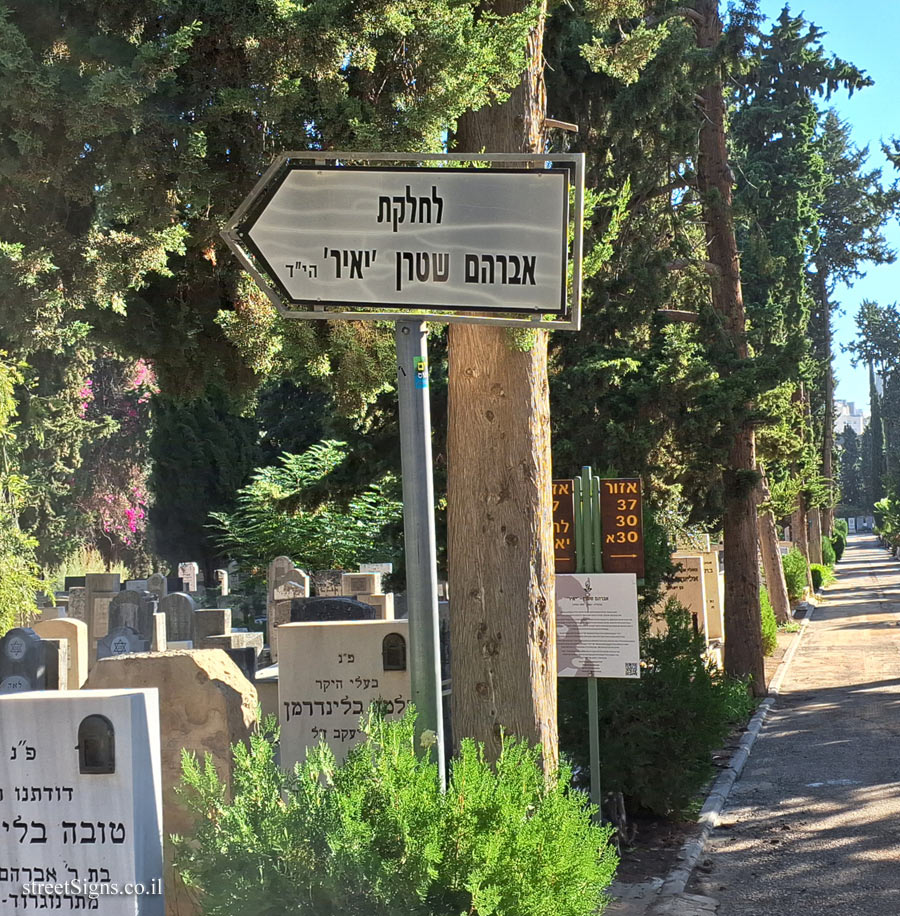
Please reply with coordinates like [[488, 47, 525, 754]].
[[685, 534, 900, 915]]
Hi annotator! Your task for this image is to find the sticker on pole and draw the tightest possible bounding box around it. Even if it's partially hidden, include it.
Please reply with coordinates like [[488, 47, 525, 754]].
[[221, 153, 583, 326]]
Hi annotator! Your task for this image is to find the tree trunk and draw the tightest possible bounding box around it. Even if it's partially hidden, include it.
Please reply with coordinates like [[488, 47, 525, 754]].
[[758, 472, 791, 625], [818, 269, 835, 535], [448, 0, 558, 769], [808, 506, 824, 566], [693, 0, 765, 695], [790, 496, 815, 593]]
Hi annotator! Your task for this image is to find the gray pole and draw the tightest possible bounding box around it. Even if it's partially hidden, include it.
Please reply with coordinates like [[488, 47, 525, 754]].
[[395, 320, 446, 788]]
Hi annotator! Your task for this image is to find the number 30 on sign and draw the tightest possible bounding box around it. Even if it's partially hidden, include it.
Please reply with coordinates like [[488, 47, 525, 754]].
[[599, 478, 644, 577]]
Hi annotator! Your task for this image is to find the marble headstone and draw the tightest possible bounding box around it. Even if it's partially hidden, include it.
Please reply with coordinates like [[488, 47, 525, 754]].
[[97, 626, 151, 660]]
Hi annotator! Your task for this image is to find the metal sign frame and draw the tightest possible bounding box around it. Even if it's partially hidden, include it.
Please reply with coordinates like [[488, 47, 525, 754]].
[[221, 151, 585, 330]]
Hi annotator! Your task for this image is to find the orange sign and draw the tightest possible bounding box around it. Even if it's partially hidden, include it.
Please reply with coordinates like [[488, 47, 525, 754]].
[[552, 480, 577, 573], [599, 478, 645, 577]]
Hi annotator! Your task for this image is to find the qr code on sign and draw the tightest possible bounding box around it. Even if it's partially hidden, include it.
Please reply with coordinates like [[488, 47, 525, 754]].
[[624, 663, 639, 677]]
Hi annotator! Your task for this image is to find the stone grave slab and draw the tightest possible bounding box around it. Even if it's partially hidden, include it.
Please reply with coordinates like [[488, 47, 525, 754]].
[[0, 688, 164, 914], [67, 586, 87, 623], [278, 619, 411, 767], [661, 555, 708, 636], [159, 592, 196, 643], [310, 570, 344, 597], [290, 597, 378, 623], [341, 572, 382, 596], [85, 573, 121, 663], [147, 573, 168, 601], [177, 563, 199, 593], [0, 628, 64, 693], [191, 609, 232, 647], [97, 627, 151, 660], [356, 593, 394, 619], [34, 617, 89, 688]]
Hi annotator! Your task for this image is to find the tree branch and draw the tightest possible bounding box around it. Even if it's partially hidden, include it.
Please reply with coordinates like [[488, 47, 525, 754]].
[[646, 6, 705, 29]]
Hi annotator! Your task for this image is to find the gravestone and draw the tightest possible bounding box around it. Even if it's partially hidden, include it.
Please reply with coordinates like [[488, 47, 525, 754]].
[[310, 570, 344, 597], [109, 590, 154, 633], [359, 562, 393, 574], [0, 688, 164, 914], [159, 592, 196, 643], [341, 572, 382, 596], [202, 631, 264, 657], [178, 562, 199, 593], [86, 651, 257, 916], [214, 569, 229, 596], [34, 617, 89, 688], [267, 557, 310, 662], [223, 646, 257, 682], [699, 552, 725, 640], [660, 555, 708, 636], [290, 596, 378, 622], [98, 626, 151, 660], [147, 573, 168, 601], [39, 605, 67, 621], [85, 573, 121, 662], [67, 586, 87, 622], [192, 608, 232, 647], [126, 579, 149, 592], [64, 575, 87, 590], [0, 628, 65, 693], [355, 593, 394, 619], [278, 619, 411, 767]]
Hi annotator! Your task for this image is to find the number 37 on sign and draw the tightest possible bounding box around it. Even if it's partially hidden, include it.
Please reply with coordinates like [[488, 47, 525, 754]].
[[599, 478, 645, 577]]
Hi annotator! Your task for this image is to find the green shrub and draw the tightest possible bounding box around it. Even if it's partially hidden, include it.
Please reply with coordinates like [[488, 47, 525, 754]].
[[176, 710, 618, 916], [831, 532, 846, 562], [821, 535, 836, 567], [782, 548, 808, 602], [560, 602, 754, 817], [834, 518, 849, 539], [810, 563, 835, 590], [760, 587, 777, 656]]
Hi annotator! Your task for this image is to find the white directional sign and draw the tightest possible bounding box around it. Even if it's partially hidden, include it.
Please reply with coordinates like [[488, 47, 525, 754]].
[[222, 153, 584, 326]]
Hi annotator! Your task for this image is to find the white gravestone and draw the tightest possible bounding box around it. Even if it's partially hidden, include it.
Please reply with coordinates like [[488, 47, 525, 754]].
[[0, 689, 163, 914], [700, 552, 724, 640], [177, 564, 199, 594], [662, 555, 708, 633], [278, 619, 411, 768], [556, 574, 640, 678]]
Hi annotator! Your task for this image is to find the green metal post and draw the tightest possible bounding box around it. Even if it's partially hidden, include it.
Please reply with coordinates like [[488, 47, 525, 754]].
[[574, 476, 584, 573], [581, 466, 593, 572], [592, 476, 602, 573], [588, 676, 602, 822]]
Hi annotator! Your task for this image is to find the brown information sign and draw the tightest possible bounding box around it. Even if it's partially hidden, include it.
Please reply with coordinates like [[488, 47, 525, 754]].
[[552, 480, 577, 573], [599, 478, 645, 577]]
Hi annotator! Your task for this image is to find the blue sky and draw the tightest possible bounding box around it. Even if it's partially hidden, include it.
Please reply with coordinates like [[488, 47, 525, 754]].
[[755, 0, 900, 412]]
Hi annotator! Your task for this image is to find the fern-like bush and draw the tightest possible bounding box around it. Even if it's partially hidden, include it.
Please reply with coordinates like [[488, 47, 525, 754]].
[[831, 532, 846, 562], [810, 563, 835, 591], [782, 548, 808, 602], [175, 710, 618, 916], [833, 518, 849, 539], [210, 440, 401, 571], [821, 534, 836, 567], [760, 587, 777, 656]]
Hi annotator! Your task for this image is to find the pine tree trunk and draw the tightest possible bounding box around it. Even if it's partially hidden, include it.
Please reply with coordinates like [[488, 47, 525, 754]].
[[447, 0, 558, 769], [693, 0, 765, 695], [758, 472, 791, 625], [790, 497, 815, 593], [818, 270, 835, 535], [808, 507, 824, 566]]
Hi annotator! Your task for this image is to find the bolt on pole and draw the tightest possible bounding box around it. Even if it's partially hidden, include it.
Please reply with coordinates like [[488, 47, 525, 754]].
[[395, 320, 446, 788]]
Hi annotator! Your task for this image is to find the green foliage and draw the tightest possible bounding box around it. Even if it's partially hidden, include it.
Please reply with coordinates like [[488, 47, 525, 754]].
[[149, 391, 259, 570], [821, 534, 836, 567], [175, 710, 618, 916], [211, 440, 402, 572], [560, 602, 754, 817], [0, 355, 41, 634], [833, 517, 849, 538], [782, 548, 809, 602], [759, 587, 777, 656], [810, 563, 835, 591], [831, 533, 845, 562]]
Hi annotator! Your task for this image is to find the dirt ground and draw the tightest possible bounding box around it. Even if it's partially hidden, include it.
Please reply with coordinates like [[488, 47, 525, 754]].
[[611, 626, 799, 885]]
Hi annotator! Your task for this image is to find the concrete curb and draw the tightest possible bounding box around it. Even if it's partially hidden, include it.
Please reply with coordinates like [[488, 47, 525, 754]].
[[657, 601, 816, 898]]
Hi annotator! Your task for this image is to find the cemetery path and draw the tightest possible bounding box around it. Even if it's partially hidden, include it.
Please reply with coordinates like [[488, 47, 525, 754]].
[[685, 533, 900, 915]]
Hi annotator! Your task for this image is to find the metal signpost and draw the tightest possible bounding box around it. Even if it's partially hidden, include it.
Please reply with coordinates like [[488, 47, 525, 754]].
[[223, 152, 585, 787]]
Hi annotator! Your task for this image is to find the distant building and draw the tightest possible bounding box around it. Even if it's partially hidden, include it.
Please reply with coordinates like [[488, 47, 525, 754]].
[[834, 400, 868, 437]]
